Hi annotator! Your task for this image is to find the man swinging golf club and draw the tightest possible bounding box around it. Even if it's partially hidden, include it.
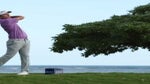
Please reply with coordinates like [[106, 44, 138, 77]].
[[0, 10, 30, 75]]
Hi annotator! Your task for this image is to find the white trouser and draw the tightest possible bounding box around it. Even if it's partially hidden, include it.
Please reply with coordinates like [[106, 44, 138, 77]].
[[0, 39, 30, 72]]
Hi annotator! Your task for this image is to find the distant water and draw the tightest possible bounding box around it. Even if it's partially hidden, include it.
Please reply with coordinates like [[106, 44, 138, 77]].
[[0, 65, 150, 73]]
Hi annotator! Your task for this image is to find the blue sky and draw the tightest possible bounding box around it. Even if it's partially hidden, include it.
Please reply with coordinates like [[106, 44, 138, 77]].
[[0, 0, 150, 65]]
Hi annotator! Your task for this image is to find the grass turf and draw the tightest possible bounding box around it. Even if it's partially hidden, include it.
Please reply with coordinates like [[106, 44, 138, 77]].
[[0, 73, 150, 84]]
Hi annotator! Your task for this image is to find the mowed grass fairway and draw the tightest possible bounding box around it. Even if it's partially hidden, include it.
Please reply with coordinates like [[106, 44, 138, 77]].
[[0, 73, 150, 84]]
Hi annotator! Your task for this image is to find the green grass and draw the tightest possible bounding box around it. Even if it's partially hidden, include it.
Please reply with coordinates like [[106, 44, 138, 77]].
[[0, 73, 150, 84]]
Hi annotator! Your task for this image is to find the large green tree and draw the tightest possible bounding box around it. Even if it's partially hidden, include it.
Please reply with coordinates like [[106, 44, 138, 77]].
[[51, 3, 150, 57]]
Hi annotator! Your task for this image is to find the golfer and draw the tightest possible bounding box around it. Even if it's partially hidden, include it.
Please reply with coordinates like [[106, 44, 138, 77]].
[[0, 10, 30, 75]]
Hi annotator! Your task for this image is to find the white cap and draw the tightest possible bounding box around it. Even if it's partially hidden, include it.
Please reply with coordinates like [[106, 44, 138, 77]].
[[0, 10, 11, 15]]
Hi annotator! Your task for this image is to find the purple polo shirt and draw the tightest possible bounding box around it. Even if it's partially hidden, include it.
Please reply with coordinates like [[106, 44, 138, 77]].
[[0, 18, 27, 39]]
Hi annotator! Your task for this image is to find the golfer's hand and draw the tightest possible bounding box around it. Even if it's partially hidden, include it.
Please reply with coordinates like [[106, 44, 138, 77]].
[[11, 16, 24, 20]]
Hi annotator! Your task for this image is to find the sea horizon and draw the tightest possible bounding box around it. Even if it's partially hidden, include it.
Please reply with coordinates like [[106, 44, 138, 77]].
[[3, 65, 150, 66], [0, 65, 150, 73]]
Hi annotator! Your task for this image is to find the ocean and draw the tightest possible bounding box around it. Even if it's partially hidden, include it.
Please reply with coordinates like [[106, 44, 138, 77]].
[[0, 65, 150, 73]]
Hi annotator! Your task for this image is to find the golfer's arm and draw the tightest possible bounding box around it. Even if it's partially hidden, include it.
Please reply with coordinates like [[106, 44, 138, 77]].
[[11, 16, 24, 20]]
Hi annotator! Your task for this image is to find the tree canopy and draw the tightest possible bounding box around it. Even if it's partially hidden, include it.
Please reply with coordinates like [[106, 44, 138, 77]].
[[51, 3, 150, 57]]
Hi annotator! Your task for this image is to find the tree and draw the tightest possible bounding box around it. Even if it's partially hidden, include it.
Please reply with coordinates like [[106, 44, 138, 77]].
[[51, 3, 150, 57]]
